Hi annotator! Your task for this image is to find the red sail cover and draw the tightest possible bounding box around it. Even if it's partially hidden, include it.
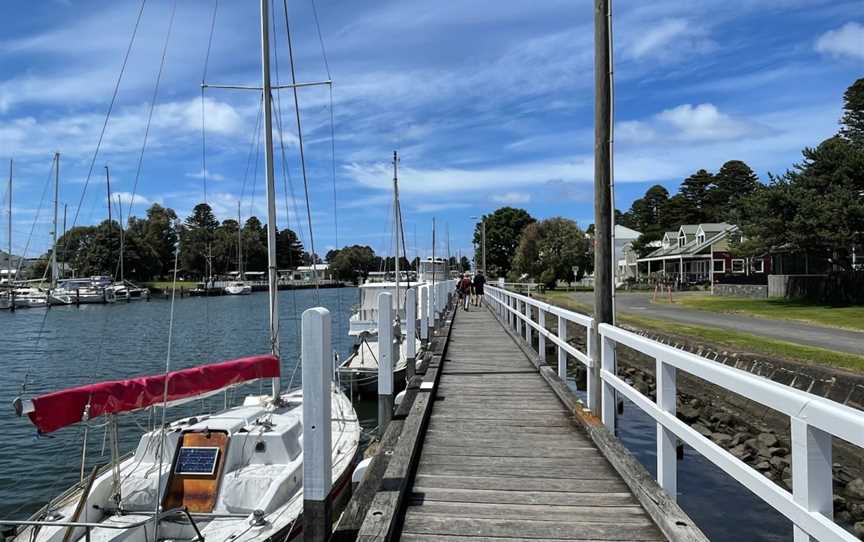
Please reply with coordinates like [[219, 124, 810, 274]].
[[28, 355, 280, 434]]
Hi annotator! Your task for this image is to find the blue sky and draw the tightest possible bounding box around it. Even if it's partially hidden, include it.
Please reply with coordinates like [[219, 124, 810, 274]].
[[1, 1, 862, 262]]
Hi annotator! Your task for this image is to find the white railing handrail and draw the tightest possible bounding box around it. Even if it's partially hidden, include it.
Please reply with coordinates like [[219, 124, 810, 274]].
[[483, 284, 861, 542]]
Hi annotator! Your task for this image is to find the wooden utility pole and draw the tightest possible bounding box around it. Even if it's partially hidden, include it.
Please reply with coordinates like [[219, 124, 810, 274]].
[[591, 0, 613, 417]]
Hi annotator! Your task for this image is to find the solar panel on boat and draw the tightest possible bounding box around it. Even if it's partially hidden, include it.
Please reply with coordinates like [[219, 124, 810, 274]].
[[175, 446, 220, 475]]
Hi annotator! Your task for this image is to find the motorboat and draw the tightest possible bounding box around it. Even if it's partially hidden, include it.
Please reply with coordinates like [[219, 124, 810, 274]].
[[49, 277, 116, 305], [13, 287, 49, 309], [107, 280, 150, 301], [224, 281, 252, 295], [340, 334, 422, 395]]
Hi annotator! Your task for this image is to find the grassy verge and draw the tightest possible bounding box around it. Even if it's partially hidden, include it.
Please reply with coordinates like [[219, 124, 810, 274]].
[[142, 281, 194, 290], [539, 291, 864, 373], [651, 294, 864, 332]]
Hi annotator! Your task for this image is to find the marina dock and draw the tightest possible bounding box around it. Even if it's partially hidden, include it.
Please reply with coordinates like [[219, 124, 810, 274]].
[[335, 295, 703, 541]]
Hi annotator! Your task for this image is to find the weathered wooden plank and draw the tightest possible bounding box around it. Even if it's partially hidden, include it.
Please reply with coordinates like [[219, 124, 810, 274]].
[[419, 454, 612, 469], [400, 515, 664, 540], [420, 444, 596, 458], [410, 487, 637, 507], [405, 501, 653, 524], [416, 463, 619, 480], [412, 474, 630, 493], [400, 535, 651, 542]]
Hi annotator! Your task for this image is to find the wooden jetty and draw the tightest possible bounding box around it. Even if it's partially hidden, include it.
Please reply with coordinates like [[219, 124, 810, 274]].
[[335, 301, 705, 542]]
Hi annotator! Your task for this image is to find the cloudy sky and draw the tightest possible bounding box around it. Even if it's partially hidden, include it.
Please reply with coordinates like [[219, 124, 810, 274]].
[[1, 1, 861, 261]]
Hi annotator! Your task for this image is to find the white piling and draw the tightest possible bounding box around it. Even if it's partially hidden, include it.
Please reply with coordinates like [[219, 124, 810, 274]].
[[420, 285, 429, 342], [406, 287, 417, 381], [302, 307, 333, 542], [378, 292, 395, 432]]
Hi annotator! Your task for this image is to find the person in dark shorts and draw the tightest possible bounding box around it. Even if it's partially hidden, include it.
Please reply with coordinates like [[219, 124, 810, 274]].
[[457, 273, 472, 311], [472, 271, 486, 307]]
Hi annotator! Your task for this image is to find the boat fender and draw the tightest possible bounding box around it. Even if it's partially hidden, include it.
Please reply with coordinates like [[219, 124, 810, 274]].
[[352, 457, 372, 485], [394, 389, 406, 408]]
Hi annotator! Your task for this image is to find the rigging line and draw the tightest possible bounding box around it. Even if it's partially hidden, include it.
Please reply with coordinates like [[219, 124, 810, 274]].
[[240, 98, 264, 204], [309, 0, 331, 79], [282, 0, 319, 301], [126, 0, 178, 223], [65, 0, 146, 252], [16, 156, 55, 279], [200, 0, 219, 360], [327, 85, 344, 326], [154, 235, 181, 542]]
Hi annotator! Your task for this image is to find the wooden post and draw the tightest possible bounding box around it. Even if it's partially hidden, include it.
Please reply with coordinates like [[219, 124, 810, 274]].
[[791, 418, 833, 542], [420, 285, 429, 342], [557, 315, 568, 381], [592, 0, 614, 419], [656, 358, 677, 499], [302, 307, 332, 542], [600, 334, 616, 429], [405, 287, 416, 381], [377, 292, 394, 433]]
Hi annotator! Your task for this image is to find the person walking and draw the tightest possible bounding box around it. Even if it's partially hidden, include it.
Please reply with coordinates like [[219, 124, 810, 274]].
[[457, 273, 472, 311], [472, 270, 486, 307]]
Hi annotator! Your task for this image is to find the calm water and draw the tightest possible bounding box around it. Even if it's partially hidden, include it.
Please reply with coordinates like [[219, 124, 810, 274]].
[[1, 293, 794, 540], [0, 287, 370, 519]]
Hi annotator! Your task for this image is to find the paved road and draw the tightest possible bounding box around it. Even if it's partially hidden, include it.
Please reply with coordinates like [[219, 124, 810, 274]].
[[567, 291, 864, 356]]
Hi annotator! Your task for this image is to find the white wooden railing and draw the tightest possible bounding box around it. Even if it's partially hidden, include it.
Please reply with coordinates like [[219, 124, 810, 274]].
[[486, 285, 863, 542]]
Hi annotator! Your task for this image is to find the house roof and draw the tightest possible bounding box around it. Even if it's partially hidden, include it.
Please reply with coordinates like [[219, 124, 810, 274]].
[[640, 223, 738, 261], [614, 225, 641, 239]]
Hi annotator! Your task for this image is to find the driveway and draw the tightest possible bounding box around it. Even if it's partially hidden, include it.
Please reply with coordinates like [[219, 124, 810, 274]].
[[567, 291, 864, 356]]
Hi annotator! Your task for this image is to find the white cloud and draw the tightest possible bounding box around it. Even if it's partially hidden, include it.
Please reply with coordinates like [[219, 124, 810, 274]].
[[413, 202, 472, 213], [186, 169, 226, 182], [815, 22, 864, 60], [655, 103, 751, 141], [491, 192, 531, 204], [624, 18, 713, 61], [112, 191, 153, 206], [616, 121, 657, 143]]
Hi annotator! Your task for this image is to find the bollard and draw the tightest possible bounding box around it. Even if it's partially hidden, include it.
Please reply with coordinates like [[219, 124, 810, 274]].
[[405, 288, 417, 381], [302, 307, 333, 542], [377, 292, 395, 433], [420, 285, 429, 342]]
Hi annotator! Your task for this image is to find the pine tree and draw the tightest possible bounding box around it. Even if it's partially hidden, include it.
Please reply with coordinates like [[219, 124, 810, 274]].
[[840, 78, 864, 146], [679, 169, 715, 222]]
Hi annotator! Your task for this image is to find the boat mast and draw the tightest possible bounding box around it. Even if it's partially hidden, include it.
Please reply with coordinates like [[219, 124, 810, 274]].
[[7, 159, 11, 295], [393, 150, 400, 315], [237, 201, 243, 280], [51, 153, 60, 289], [117, 194, 125, 282], [105, 166, 114, 280], [260, 0, 280, 398], [431, 217, 436, 308]]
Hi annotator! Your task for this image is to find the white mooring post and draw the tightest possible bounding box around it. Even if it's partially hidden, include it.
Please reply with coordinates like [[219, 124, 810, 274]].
[[656, 357, 677, 499], [420, 285, 429, 342], [586, 327, 600, 413], [557, 315, 568, 381], [537, 309, 546, 363], [791, 418, 833, 542], [377, 292, 395, 433], [406, 288, 417, 381], [302, 307, 333, 542], [600, 333, 617, 429]]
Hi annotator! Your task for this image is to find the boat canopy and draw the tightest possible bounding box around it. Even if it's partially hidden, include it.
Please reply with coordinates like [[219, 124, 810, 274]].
[[24, 355, 280, 433]]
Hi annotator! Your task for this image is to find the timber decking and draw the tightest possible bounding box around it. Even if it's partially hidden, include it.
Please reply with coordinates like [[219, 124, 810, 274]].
[[400, 306, 666, 541]]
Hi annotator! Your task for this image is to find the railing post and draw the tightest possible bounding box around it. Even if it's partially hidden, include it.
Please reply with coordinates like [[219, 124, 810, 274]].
[[557, 315, 567, 381], [420, 285, 429, 342], [507, 294, 513, 328], [538, 308, 546, 363], [587, 322, 601, 415], [791, 418, 833, 542], [600, 332, 616, 428], [406, 288, 416, 381], [656, 357, 677, 499], [523, 302, 530, 343], [377, 292, 394, 433], [302, 307, 332, 542]]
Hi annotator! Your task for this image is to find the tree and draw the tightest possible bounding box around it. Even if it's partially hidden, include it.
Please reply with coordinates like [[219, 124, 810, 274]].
[[329, 245, 377, 283], [511, 218, 590, 289], [141, 203, 177, 279], [710, 160, 760, 223], [180, 203, 218, 278], [242, 216, 267, 272], [472, 207, 535, 278], [841, 77, 864, 146], [679, 169, 715, 223], [459, 256, 471, 272], [276, 227, 303, 269]]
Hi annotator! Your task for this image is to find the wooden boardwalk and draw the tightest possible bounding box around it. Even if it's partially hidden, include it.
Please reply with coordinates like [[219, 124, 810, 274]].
[[398, 307, 667, 541]]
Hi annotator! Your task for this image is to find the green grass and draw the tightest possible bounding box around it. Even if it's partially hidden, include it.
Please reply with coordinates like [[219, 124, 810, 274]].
[[539, 291, 864, 373], [652, 294, 864, 332], [142, 280, 195, 290]]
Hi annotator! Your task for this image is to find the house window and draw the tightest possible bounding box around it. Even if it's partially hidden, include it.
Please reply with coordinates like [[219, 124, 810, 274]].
[[713, 259, 725, 273], [697, 233, 705, 244], [731, 259, 745, 273], [679, 235, 686, 248], [752, 259, 764, 273]]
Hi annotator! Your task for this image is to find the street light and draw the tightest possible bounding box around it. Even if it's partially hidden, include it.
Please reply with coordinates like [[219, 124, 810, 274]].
[[470, 215, 486, 275]]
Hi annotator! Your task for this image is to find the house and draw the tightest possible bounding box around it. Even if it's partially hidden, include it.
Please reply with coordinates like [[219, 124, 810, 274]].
[[614, 225, 641, 285], [291, 264, 332, 281], [637, 223, 771, 284]]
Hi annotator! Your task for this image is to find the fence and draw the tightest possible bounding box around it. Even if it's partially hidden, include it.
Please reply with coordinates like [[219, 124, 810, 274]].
[[486, 284, 863, 542]]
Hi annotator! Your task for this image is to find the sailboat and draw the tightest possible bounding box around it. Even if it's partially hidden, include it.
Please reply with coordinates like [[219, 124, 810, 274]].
[[1, 159, 13, 310], [48, 156, 116, 306], [4, 3, 360, 541], [339, 152, 426, 394], [225, 204, 252, 295], [104, 169, 150, 301]]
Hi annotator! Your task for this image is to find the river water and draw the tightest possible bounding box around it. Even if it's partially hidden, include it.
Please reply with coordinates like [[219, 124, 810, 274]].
[[0, 291, 791, 540]]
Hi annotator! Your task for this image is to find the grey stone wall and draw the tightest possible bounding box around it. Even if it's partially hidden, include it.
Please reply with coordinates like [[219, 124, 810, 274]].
[[714, 283, 767, 298]]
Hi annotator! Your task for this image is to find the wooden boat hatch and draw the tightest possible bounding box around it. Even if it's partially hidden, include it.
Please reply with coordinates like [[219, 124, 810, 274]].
[[162, 430, 229, 513]]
